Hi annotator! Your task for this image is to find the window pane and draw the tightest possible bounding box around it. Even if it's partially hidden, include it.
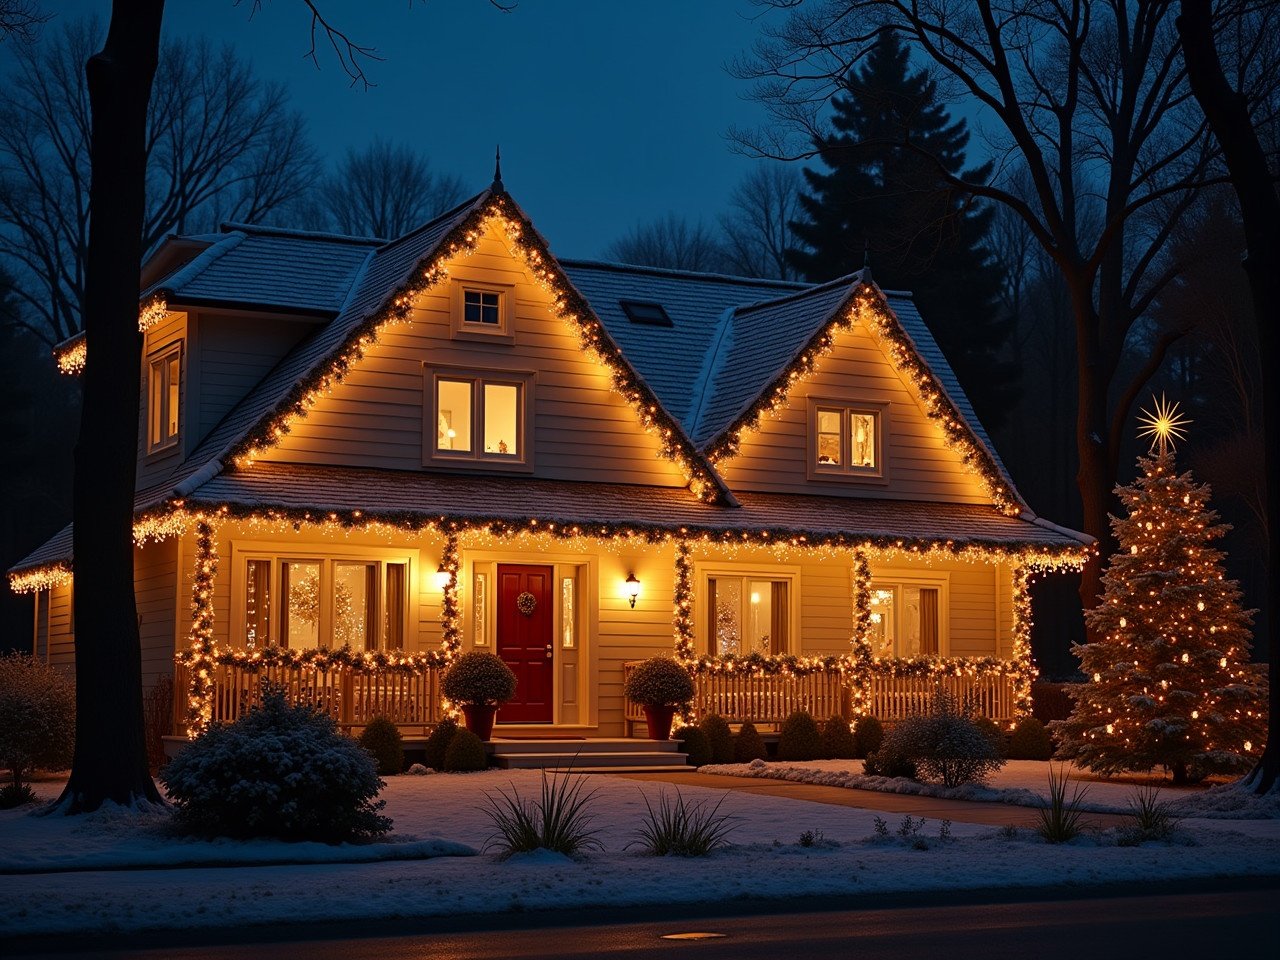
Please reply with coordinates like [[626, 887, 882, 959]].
[[436, 379, 472, 451], [464, 290, 482, 324], [483, 382, 519, 455], [149, 359, 164, 446], [333, 562, 375, 649], [816, 409, 842, 466], [561, 575, 576, 648], [473, 572, 487, 645], [384, 563, 406, 650], [464, 289, 501, 325], [869, 586, 896, 657], [746, 580, 773, 656], [850, 412, 876, 469], [901, 585, 923, 657], [244, 559, 271, 649], [281, 561, 322, 649], [166, 354, 181, 439], [712, 577, 742, 656]]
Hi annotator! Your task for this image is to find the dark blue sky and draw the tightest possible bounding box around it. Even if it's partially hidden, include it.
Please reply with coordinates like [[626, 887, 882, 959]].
[[60, 0, 786, 258]]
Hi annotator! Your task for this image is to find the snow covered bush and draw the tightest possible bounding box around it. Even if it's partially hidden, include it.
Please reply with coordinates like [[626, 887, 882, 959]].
[[160, 686, 390, 843], [675, 725, 711, 767], [733, 721, 768, 763], [862, 736, 917, 779], [1007, 717, 1054, 760], [441, 651, 517, 706], [359, 715, 404, 775], [777, 711, 822, 761], [972, 715, 1007, 758], [623, 657, 694, 706], [424, 716, 458, 770], [700, 714, 733, 764], [881, 693, 1004, 788], [820, 716, 859, 760], [0, 652, 74, 800], [443, 728, 488, 772], [853, 715, 884, 758]]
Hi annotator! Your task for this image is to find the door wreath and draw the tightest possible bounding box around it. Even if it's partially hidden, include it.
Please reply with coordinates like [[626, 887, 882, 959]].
[[515, 591, 538, 616]]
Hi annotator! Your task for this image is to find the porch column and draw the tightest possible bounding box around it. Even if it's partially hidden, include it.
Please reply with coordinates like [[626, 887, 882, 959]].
[[182, 518, 219, 736], [849, 549, 874, 716], [1010, 564, 1035, 718], [672, 539, 694, 659], [439, 531, 461, 659]]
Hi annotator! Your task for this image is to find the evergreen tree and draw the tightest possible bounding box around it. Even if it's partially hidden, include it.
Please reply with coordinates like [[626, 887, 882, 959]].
[[788, 33, 1017, 428], [1055, 430, 1267, 784]]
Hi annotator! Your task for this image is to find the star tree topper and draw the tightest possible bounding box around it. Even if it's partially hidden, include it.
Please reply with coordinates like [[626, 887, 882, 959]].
[[1137, 393, 1191, 457]]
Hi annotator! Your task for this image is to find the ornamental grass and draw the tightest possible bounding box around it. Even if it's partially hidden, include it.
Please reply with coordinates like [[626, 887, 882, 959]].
[[628, 788, 739, 857], [482, 768, 603, 860], [1035, 764, 1091, 844]]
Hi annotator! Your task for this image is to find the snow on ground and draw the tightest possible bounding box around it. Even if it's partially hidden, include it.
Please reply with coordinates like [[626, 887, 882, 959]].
[[699, 759, 1280, 823], [2, 769, 1278, 938]]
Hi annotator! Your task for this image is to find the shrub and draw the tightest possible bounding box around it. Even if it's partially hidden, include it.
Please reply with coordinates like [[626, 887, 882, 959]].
[[623, 657, 694, 707], [1007, 717, 1054, 761], [852, 715, 884, 758], [628, 788, 738, 856], [0, 653, 75, 793], [700, 714, 734, 765], [441, 651, 517, 706], [674, 725, 711, 768], [160, 686, 390, 843], [424, 717, 457, 771], [483, 770, 602, 859], [0, 783, 37, 809], [733, 721, 768, 763], [862, 743, 917, 779], [443, 728, 489, 772], [359, 716, 404, 775], [883, 693, 1005, 788], [777, 711, 822, 761], [1031, 680, 1073, 724], [1035, 764, 1090, 843], [820, 716, 858, 760], [972, 716, 1007, 758]]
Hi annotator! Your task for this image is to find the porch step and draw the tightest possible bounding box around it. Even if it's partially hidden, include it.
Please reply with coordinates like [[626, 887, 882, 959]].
[[487, 738, 688, 770], [488, 738, 682, 755]]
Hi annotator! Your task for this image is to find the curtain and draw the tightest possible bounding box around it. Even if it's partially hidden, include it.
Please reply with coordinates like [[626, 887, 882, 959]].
[[384, 563, 405, 650], [279, 562, 292, 648], [770, 581, 789, 655], [245, 559, 271, 648], [919, 587, 939, 655], [707, 578, 718, 655]]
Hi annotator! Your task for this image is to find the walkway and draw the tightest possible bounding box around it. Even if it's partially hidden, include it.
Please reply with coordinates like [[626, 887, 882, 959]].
[[619, 771, 1131, 828]]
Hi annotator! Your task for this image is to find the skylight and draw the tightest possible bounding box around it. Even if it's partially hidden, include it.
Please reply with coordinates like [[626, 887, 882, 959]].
[[620, 300, 673, 327]]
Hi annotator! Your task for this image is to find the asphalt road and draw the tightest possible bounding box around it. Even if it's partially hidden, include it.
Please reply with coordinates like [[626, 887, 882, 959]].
[[21, 884, 1278, 960]]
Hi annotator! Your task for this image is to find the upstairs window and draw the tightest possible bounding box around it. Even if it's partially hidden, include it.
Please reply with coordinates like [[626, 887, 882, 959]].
[[810, 400, 884, 478], [428, 367, 533, 469], [147, 342, 182, 452], [451, 280, 513, 340], [464, 289, 501, 326]]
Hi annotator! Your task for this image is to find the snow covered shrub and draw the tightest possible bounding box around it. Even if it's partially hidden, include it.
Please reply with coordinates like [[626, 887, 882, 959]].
[[0, 652, 74, 795], [862, 737, 917, 779], [443, 728, 488, 772], [700, 714, 733, 764], [733, 721, 768, 763], [628, 788, 738, 856], [853, 715, 884, 758], [359, 715, 404, 775], [160, 686, 390, 843], [424, 716, 458, 771], [972, 715, 1007, 758], [674, 725, 711, 767], [441, 651, 517, 706], [1007, 717, 1053, 761], [623, 657, 694, 706], [820, 716, 858, 760], [483, 770, 602, 859], [907, 694, 1005, 788], [777, 711, 822, 761]]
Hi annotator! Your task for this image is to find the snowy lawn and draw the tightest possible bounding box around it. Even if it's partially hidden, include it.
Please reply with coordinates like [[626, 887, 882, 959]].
[[699, 759, 1280, 821], [2, 768, 1279, 938]]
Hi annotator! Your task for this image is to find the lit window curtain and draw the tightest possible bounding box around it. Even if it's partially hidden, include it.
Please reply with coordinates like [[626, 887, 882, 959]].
[[770, 581, 789, 655], [364, 564, 379, 650], [919, 587, 939, 655], [245, 560, 271, 649], [384, 563, 405, 650], [280, 562, 293, 648], [707, 578, 718, 655]]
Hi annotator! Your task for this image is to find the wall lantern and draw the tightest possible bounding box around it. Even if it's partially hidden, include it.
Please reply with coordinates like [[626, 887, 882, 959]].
[[433, 563, 454, 591], [625, 573, 641, 609]]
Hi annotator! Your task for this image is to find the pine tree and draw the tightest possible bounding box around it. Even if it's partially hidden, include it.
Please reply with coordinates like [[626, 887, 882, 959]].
[[1055, 445, 1267, 784], [788, 33, 1017, 428]]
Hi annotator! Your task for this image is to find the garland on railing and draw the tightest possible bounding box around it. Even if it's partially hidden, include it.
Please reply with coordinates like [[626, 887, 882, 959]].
[[1010, 565, 1037, 716], [863, 655, 1027, 679], [684, 651, 852, 677], [183, 645, 452, 673], [673, 541, 695, 660], [848, 550, 874, 716], [440, 532, 462, 659], [183, 520, 218, 736]]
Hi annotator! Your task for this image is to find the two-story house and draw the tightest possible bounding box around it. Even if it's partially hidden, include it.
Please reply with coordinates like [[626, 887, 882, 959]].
[[10, 177, 1090, 758]]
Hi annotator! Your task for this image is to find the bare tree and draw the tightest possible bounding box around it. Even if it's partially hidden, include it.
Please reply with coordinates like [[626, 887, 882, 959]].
[[315, 138, 467, 239], [720, 163, 803, 279], [0, 19, 319, 344], [605, 213, 728, 272], [732, 0, 1279, 610], [0, 0, 47, 42]]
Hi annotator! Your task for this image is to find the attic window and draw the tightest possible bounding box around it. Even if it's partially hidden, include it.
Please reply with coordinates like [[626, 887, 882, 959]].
[[620, 300, 672, 327]]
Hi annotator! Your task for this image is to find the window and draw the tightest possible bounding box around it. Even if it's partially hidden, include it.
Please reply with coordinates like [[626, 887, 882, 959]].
[[620, 300, 673, 327], [427, 368, 533, 468], [561, 575, 577, 648], [147, 343, 182, 452], [238, 555, 410, 651], [868, 579, 945, 657], [464, 289, 501, 325], [810, 400, 884, 478], [708, 576, 790, 656], [472, 572, 488, 645], [450, 280, 513, 340]]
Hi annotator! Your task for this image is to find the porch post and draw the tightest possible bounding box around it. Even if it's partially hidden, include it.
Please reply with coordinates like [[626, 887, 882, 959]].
[[848, 549, 874, 717], [1010, 564, 1035, 718], [183, 518, 219, 736], [438, 531, 462, 659], [672, 539, 694, 659]]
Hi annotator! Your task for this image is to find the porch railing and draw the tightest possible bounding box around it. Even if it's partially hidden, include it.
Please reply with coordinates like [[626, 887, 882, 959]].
[[173, 660, 443, 736], [867, 671, 1016, 723]]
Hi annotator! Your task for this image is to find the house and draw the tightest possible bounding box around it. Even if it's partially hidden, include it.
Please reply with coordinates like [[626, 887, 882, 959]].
[[9, 174, 1091, 754]]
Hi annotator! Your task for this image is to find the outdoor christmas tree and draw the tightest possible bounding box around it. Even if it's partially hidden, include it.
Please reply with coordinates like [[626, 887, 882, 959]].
[[1055, 398, 1268, 784]]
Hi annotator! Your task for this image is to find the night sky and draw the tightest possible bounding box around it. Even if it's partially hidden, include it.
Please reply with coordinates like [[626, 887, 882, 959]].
[[56, 0, 783, 258]]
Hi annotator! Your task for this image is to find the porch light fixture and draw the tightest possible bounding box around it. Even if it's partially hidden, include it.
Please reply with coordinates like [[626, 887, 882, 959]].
[[625, 573, 641, 608], [433, 563, 454, 591]]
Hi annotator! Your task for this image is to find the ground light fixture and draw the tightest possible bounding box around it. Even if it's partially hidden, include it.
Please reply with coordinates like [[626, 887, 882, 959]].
[[625, 573, 641, 608]]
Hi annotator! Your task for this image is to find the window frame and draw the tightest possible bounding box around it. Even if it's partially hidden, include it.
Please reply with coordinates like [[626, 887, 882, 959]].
[[863, 569, 951, 658], [449, 278, 514, 342], [423, 364, 535, 473], [806, 397, 888, 483], [146, 340, 184, 455], [695, 562, 800, 657]]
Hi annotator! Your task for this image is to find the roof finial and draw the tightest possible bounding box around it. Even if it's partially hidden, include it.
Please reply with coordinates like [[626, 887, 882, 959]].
[[491, 145, 504, 193], [861, 239, 873, 285]]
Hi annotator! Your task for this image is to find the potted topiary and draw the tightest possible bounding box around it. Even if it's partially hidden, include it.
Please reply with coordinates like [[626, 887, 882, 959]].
[[441, 651, 518, 741], [623, 657, 694, 740]]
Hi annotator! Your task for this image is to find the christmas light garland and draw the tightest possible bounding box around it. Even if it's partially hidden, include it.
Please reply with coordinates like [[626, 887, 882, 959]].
[[439, 532, 462, 658], [51, 292, 173, 376], [673, 540, 695, 659], [849, 550, 875, 715], [182, 520, 218, 734], [1010, 566, 1037, 715], [8, 563, 72, 594]]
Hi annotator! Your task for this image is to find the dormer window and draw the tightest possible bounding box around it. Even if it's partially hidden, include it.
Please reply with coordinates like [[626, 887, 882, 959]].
[[808, 399, 885, 480], [426, 366, 534, 471], [147, 341, 182, 453], [450, 279, 513, 341]]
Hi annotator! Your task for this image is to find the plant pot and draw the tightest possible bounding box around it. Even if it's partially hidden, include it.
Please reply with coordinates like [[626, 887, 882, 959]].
[[643, 704, 677, 741], [461, 704, 498, 741]]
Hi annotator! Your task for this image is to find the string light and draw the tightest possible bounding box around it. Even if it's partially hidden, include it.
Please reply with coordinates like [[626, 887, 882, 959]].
[[52, 293, 173, 376]]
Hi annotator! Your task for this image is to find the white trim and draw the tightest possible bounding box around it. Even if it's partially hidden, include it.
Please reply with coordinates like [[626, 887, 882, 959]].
[[449, 276, 515, 342]]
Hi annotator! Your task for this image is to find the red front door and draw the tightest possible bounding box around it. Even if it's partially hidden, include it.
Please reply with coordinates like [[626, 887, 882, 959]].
[[496, 564, 554, 723]]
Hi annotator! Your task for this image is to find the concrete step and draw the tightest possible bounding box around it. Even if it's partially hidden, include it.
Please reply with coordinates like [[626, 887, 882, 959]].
[[492, 751, 689, 770], [574, 765, 695, 775], [487, 738, 682, 755]]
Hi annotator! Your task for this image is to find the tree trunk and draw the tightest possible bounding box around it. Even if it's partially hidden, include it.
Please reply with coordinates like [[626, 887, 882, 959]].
[[1177, 0, 1280, 794], [54, 0, 166, 813]]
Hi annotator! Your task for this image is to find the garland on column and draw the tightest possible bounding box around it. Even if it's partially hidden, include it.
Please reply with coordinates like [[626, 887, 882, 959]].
[[184, 520, 218, 736], [848, 550, 874, 716], [672, 541, 696, 660], [1010, 565, 1036, 717], [439, 532, 462, 659]]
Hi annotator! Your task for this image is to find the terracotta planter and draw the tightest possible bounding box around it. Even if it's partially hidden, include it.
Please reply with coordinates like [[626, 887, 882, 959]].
[[461, 704, 498, 741], [642, 704, 678, 741]]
